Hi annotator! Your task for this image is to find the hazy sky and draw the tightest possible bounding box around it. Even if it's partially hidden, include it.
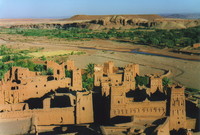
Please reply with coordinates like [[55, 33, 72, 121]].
[[0, 0, 200, 19]]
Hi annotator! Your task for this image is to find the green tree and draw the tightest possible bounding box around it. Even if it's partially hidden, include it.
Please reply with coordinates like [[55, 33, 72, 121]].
[[46, 68, 53, 75], [34, 64, 45, 72], [86, 63, 94, 78], [162, 77, 171, 87], [65, 70, 72, 78], [135, 76, 149, 86]]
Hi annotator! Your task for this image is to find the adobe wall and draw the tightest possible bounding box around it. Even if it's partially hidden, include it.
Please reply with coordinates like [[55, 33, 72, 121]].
[[186, 118, 196, 130], [108, 74, 123, 86], [46, 61, 65, 80], [0, 108, 75, 125], [149, 76, 163, 93], [169, 86, 186, 130], [110, 90, 166, 118], [71, 68, 82, 91], [109, 82, 166, 119], [103, 61, 114, 74], [76, 92, 94, 124], [193, 43, 200, 48], [0, 103, 28, 112], [0, 77, 71, 104], [94, 66, 103, 86], [124, 64, 139, 78], [65, 60, 75, 71], [101, 82, 110, 97], [154, 117, 170, 135]]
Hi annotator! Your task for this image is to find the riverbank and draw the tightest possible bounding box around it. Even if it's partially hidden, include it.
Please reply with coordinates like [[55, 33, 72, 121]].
[[0, 34, 199, 89]]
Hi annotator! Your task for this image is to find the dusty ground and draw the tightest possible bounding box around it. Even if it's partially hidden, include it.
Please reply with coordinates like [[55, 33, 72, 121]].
[[0, 34, 199, 89]]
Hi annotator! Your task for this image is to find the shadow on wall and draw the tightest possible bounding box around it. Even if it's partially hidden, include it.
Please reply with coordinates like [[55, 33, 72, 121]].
[[110, 116, 132, 124], [126, 88, 167, 102]]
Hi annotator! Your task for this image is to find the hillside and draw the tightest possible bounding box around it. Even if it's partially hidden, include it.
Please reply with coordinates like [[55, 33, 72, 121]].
[[68, 14, 163, 21], [1, 14, 200, 30]]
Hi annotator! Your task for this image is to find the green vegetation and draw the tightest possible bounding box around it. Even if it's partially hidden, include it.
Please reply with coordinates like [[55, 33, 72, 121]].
[[82, 63, 95, 91], [0, 45, 47, 79], [135, 76, 149, 87], [138, 27, 200, 48], [162, 77, 171, 87], [0, 45, 12, 55], [40, 55, 47, 61], [1, 26, 199, 49], [65, 70, 72, 78], [46, 68, 54, 75], [2, 54, 32, 62]]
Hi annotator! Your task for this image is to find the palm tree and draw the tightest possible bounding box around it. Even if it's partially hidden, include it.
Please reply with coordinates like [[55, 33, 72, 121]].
[[86, 63, 94, 78]]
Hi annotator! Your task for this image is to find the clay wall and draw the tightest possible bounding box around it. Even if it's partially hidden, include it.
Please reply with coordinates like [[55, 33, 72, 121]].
[[124, 64, 139, 78], [101, 82, 110, 97], [123, 81, 136, 91], [193, 43, 200, 48], [94, 69, 103, 86], [0, 103, 28, 112], [0, 108, 75, 125], [3, 67, 37, 83], [169, 86, 186, 130], [186, 119, 196, 130], [65, 60, 75, 70], [46, 61, 65, 80], [110, 88, 166, 118], [154, 117, 170, 135], [76, 92, 94, 124], [103, 61, 114, 74], [110, 85, 126, 96], [150, 77, 163, 93], [110, 101, 166, 118], [0, 77, 71, 104], [71, 68, 82, 91]]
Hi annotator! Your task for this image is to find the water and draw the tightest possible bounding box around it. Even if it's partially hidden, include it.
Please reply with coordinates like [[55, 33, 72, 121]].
[[78, 47, 200, 62], [130, 50, 200, 62]]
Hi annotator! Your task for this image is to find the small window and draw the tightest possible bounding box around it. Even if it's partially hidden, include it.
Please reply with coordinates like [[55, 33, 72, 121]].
[[44, 84, 46, 87], [35, 85, 38, 88], [82, 107, 85, 110], [57, 70, 60, 75]]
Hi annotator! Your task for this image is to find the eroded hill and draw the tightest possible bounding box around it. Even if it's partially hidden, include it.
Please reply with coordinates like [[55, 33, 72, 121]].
[[1, 14, 200, 30]]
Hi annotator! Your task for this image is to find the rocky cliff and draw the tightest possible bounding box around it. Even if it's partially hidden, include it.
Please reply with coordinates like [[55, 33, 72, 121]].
[[7, 15, 200, 30]]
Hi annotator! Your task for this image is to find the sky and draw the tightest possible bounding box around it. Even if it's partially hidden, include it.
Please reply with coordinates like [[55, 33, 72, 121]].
[[0, 0, 200, 19]]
